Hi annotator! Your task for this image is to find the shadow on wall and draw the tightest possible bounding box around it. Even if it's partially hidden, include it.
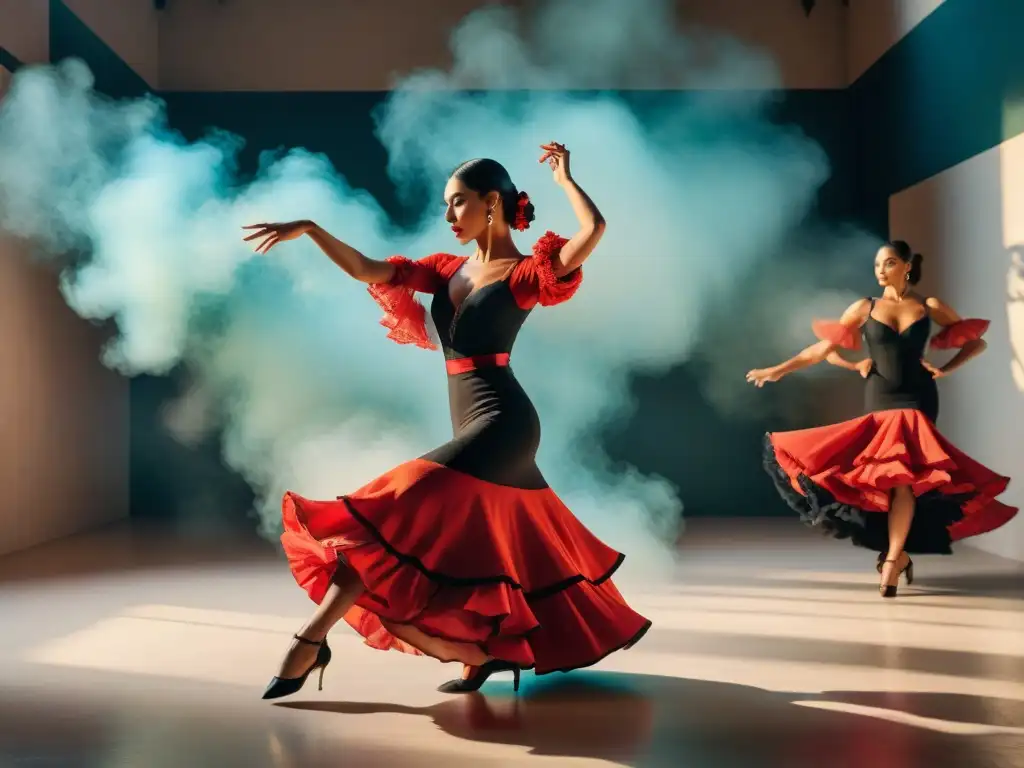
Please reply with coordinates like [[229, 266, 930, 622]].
[[1008, 244, 1024, 392]]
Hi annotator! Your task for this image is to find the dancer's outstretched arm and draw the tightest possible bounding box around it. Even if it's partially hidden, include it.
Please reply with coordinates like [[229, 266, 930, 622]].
[[746, 298, 871, 387], [538, 142, 606, 277], [242, 220, 395, 284]]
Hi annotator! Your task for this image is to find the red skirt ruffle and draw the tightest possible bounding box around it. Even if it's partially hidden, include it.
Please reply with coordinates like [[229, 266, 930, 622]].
[[764, 408, 1017, 553], [281, 459, 651, 674]]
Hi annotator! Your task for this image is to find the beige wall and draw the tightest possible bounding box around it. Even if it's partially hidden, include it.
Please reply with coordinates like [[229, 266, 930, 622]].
[[14, 0, 944, 91], [889, 131, 1024, 562], [155, 0, 846, 91], [0, 0, 158, 86], [0, 0, 952, 92], [0, 0, 49, 64], [63, 0, 160, 87], [0, 238, 130, 556], [845, 0, 945, 84], [1, 4, 132, 557]]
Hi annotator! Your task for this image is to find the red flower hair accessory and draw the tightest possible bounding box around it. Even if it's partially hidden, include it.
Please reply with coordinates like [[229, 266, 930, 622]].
[[513, 191, 531, 232]]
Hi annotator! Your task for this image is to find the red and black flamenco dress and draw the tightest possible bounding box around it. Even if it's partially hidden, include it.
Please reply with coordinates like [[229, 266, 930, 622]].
[[280, 232, 651, 675], [763, 303, 1017, 554]]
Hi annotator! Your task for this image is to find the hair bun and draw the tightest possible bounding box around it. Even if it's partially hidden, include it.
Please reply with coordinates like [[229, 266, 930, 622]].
[[513, 190, 535, 231], [908, 251, 924, 285]]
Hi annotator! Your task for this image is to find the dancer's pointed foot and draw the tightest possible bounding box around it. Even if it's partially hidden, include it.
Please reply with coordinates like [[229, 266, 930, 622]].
[[437, 660, 521, 694], [262, 633, 332, 700]]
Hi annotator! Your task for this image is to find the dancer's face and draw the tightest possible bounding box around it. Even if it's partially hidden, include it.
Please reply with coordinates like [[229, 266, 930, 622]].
[[443, 177, 497, 245], [874, 246, 911, 288]]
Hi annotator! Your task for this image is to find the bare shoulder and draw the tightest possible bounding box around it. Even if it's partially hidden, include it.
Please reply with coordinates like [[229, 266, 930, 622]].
[[923, 295, 962, 325], [839, 297, 872, 325]]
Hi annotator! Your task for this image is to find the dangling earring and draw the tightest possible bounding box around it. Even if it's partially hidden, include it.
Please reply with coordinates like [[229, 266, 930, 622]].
[[485, 208, 494, 262]]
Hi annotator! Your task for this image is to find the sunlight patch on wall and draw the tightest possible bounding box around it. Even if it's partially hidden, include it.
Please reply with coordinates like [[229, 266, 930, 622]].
[[1000, 128, 1024, 393]]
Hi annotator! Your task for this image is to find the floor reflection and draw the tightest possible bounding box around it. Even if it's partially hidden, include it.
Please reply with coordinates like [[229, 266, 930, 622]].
[[277, 671, 1024, 767], [1, 519, 1022, 767]]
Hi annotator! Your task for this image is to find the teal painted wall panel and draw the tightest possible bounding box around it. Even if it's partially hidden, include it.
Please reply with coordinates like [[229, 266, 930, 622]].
[[852, 0, 1024, 219], [48, 0, 150, 99], [0, 47, 23, 73]]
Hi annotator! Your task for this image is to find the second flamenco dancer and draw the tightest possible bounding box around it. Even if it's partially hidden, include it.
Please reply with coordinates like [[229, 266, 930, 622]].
[[746, 241, 1017, 597], [243, 143, 651, 699]]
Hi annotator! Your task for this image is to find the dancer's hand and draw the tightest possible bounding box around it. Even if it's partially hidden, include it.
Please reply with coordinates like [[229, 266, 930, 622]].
[[921, 359, 946, 379], [854, 359, 874, 378], [746, 366, 783, 387], [539, 141, 571, 186], [242, 220, 315, 254]]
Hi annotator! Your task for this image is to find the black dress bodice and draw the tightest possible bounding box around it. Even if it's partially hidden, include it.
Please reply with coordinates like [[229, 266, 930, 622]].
[[862, 303, 938, 421], [430, 280, 532, 360], [365, 235, 582, 490], [422, 275, 545, 488]]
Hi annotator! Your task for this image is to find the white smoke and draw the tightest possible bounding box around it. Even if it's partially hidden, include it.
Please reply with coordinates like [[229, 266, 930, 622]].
[[0, 0, 839, 582]]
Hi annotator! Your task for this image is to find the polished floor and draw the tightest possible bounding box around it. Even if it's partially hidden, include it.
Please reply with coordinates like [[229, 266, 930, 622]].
[[0, 518, 1022, 767]]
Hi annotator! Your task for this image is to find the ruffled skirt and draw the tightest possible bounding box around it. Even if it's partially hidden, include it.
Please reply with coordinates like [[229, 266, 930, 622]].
[[763, 408, 1017, 553], [281, 458, 651, 673]]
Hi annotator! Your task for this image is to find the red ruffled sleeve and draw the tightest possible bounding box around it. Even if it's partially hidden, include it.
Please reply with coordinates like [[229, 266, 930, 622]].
[[366, 253, 462, 350], [509, 231, 583, 309], [930, 318, 990, 350], [811, 319, 862, 351]]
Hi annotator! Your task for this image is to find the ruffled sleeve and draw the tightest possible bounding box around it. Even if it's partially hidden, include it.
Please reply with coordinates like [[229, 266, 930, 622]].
[[811, 319, 862, 351], [366, 253, 461, 350], [509, 231, 583, 309], [930, 318, 990, 349]]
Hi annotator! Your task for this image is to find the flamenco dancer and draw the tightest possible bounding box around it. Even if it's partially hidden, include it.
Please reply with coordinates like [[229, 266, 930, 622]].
[[242, 142, 651, 698], [746, 241, 1017, 597]]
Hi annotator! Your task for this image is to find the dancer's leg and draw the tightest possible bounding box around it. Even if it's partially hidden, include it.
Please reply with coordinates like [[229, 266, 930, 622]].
[[274, 562, 364, 679], [881, 485, 914, 588]]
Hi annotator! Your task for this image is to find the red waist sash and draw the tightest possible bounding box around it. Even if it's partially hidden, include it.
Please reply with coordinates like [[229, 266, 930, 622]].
[[445, 353, 511, 375]]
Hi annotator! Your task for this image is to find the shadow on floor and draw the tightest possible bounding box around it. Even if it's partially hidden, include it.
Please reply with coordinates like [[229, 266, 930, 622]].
[[0, 682, 481, 768], [903, 571, 1024, 599], [277, 671, 1024, 768], [739, 568, 1024, 602]]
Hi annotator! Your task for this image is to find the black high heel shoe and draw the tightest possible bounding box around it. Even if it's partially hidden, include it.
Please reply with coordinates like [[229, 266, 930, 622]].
[[879, 555, 914, 598], [437, 659, 521, 694], [262, 634, 332, 700]]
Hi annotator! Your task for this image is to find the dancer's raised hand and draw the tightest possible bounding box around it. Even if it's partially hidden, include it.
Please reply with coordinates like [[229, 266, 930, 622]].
[[242, 220, 314, 254], [539, 141, 571, 186]]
